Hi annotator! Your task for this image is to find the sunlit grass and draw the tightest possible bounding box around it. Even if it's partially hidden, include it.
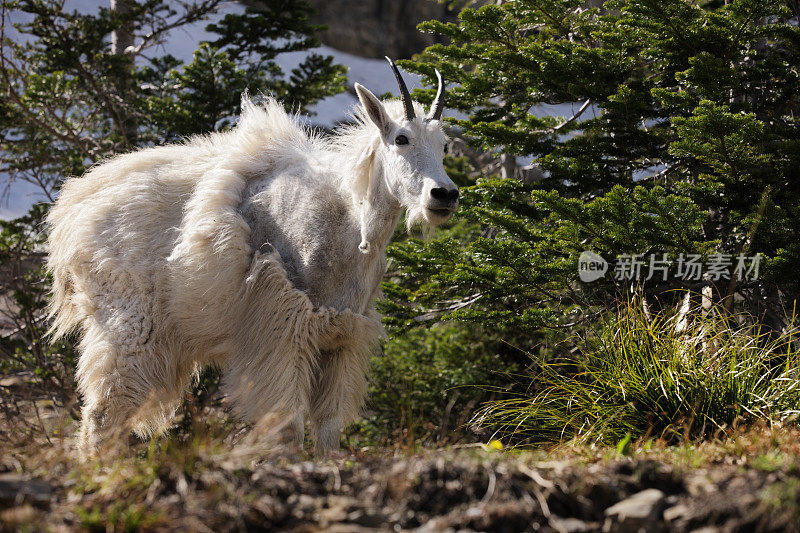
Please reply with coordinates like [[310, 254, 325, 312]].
[[474, 296, 800, 445]]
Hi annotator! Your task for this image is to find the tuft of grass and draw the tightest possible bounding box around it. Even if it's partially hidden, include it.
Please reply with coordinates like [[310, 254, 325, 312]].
[[474, 297, 800, 445], [77, 501, 162, 533], [761, 477, 800, 524]]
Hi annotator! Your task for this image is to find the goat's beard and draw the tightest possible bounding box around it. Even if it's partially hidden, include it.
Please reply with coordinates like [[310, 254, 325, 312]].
[[405, 204, 435, 240]]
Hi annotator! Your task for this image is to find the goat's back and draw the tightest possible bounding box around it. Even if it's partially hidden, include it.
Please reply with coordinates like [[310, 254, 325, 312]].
[[46, 97, 319, 342], [46, 143, 214, 339]]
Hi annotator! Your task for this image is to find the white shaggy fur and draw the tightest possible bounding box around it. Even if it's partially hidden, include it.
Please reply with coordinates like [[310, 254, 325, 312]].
[[46, 87, 457, 455]]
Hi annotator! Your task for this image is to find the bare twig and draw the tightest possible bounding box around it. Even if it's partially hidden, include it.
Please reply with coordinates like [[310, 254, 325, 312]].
[[480, 468, 497, 503], [127, 0, 225, 56], [723, 186, 771, 313], [413, 293, 484, 322], [553, 98, 592, 132]]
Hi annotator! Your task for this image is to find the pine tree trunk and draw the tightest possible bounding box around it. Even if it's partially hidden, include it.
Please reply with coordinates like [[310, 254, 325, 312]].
[[500, 154, 516, 180], [110, 0, 136, 146], [110, 0, 134, 55]]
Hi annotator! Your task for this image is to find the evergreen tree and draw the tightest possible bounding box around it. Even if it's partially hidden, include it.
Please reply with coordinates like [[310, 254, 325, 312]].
[[385, 0, 800, 343], [1, 0, 345, 201]]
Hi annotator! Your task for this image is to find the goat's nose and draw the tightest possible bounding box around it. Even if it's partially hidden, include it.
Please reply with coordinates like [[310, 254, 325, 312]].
[[431, 187, 459, 202]]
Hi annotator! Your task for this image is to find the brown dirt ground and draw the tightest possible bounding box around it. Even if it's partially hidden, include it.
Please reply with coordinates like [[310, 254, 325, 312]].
[[1, 393, 799, 533]]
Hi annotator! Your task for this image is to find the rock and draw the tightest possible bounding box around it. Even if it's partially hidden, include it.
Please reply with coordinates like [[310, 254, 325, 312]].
[[663, 503, 690, 523], [304, 0, 455, 59], [249, 494, 288, 525], [518, 164, 546, 183], [346, 508, 386, 528], [289, 493, 319, 518], [685, 472, 716, 496], [0, 371, 34, 388], [413, 517, 452, 532], [0, 504, 38, 528], [326, 525, 385, 533], [0, 473, 51, 506], [603, 488, 666, 533], [319, 505, 348, 524], [0, 375, 25, 387], [550, 516, 592, 532], [243, 0, 460, 59]]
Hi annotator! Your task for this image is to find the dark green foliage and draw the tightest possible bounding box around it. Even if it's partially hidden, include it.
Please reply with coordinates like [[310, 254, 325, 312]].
[[205, 2, 345, 114], [389, 0, 800, 344], [147, 43, 250, 137], [378, 0, 800, 443], [371, 157, 530, 447], [349, 323, 513, 448], [0, 204, 77, 405], [147, 2, 347, 138]]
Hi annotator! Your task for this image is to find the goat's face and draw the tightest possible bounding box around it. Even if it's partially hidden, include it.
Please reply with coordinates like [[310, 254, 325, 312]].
[[355, 83, 458, 226], [380, 113, 458, 225]]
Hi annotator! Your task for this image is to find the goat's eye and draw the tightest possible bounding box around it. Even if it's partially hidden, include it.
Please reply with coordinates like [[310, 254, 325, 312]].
[[443, 144, 449, 154], [395, 135, 409, 146]]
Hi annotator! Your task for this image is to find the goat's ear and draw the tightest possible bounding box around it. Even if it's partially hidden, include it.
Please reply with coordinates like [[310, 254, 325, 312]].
[[355, 83, 392, 135]]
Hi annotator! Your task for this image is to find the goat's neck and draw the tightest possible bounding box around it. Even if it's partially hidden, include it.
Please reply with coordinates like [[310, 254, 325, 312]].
[[358, 156, 402, 255]]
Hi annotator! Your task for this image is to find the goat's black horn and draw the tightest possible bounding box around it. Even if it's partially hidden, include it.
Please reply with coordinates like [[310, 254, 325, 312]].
[[428, 68, 445, 121], [385, 56, 415, 121]]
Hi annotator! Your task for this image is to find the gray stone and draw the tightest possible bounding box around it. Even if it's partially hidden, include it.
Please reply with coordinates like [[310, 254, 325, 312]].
[[243, 0, 460, 59], [603, 488, 666, 533], [663, 503, 690, 523], [346, 508, 386, 528], [306, 0, 453, 59], [550, 516, 592, 532], [0, 473, 51, 506]]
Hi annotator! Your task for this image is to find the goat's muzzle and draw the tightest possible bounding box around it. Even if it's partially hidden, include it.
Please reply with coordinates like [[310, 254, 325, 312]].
[[426, 186, 459, 220]]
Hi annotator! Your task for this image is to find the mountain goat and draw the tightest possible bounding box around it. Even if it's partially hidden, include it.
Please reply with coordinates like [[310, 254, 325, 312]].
[[46, 59, 458, 455]]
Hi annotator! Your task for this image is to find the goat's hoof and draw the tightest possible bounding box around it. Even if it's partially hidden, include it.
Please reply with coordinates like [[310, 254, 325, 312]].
[[313, 446, 343, 459]]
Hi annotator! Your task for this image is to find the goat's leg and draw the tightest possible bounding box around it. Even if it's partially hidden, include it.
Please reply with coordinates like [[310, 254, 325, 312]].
[[75, 319, 137, 457], [222, 249, 319, 448], [309, 308, 383, 454], [77, 358, 189, 458], [309, 348, 373, 454], [223, 347, 313, 449], [76, 312, 191, 458], [288, 413, 305, 448], [75, 332, 150, 458]]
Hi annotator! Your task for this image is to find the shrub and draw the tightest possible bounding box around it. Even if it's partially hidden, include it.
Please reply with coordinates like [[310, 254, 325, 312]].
[[350, 323, 514, 448], [474, 297, 800, 445], [0, 204, 77, 408]]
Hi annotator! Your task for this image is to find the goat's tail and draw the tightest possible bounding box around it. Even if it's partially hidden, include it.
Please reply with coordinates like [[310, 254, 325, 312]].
[[46, 264, 83, 341], [45, 190, 86, 341]]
